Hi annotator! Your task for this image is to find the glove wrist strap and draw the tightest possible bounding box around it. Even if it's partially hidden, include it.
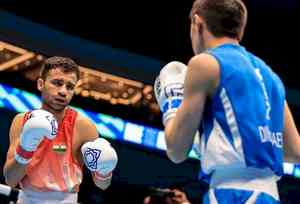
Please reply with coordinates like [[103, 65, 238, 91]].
[[162, 97, 182, 113], [93, 171, 112, 181], [15, 145, 34, 165], [162, 97, 182, 126]]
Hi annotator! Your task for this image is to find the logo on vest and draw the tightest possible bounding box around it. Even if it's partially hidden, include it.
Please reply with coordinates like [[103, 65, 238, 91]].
[[52, 144, 67, 154], [258, 125, 283, 148]]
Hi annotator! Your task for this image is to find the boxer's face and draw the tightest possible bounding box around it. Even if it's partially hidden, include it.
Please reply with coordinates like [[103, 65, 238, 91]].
[[38, 67, 78, 111]]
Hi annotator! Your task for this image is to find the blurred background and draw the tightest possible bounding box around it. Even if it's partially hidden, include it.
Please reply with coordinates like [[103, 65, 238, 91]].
[[0, 0, 300, 203]]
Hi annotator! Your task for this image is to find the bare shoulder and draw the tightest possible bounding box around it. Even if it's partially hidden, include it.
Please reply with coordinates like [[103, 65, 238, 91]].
[[188, 53, 220, 77], [74, 113, 99, 144], [186, 53, 220, 94], [10, 113, 26, 132], [13, 112, 25, 123], [75, 113, 95, 129], [9, 112, 26, 143]]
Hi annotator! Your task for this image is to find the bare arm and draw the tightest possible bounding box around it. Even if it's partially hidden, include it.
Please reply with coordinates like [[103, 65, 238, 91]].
[[76, 116, 112, 190], [3, 113, 27, 187], [283, 101, 300, 163], [164, 54, 220, 163]]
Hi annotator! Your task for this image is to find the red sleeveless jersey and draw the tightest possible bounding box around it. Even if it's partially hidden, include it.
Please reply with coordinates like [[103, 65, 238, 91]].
[[20, 108, 83, 192]]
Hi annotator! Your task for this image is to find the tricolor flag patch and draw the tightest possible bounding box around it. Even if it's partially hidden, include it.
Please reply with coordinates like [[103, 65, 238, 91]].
[[52, 144, 67, 153]]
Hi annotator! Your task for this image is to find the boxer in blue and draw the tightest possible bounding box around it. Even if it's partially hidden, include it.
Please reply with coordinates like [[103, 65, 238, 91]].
[[154, 0, 300, 203]]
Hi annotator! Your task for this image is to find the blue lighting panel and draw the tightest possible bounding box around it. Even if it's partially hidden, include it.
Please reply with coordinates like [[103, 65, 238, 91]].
[[0, 82, 299, 177]]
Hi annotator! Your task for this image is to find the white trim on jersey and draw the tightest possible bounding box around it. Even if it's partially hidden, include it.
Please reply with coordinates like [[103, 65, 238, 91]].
[[220, 88, 246, 165], [210, 167, 279, 200], [200, 119, 244, 174]]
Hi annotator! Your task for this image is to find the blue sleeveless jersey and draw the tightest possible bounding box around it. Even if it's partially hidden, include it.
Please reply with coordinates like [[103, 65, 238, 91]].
[[198, 44, 285, 182]]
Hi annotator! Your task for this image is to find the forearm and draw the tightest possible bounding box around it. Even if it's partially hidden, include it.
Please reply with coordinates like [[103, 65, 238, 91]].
[[165, 119, 188, 162], [284, 155, 299, 163], [284, 145, 300, 163], [3, 158, 27, 187], [283, 102, 300, 163], [92, 172, 112, 190], [164, 107, 199, 163]]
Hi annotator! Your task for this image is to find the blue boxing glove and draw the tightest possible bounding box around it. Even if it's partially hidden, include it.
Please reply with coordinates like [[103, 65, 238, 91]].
[[154, 61, 187, 125]]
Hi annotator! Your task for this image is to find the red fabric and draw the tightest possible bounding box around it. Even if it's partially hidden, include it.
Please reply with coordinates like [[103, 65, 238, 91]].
[[20, 108, 83, 192]]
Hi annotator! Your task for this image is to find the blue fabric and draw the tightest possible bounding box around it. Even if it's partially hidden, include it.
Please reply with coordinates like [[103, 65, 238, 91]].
[[199, 44, 285, 180], [203, 188, 280, 204]]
